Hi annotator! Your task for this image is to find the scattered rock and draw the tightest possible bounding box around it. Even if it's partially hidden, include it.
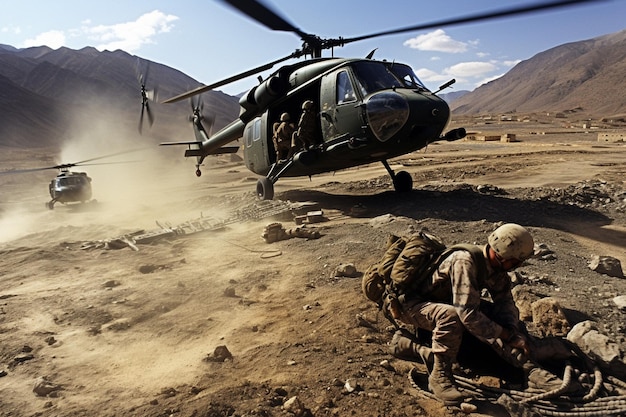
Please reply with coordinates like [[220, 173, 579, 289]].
[[333, 263, 359, 278], [103, 280, 121, 288], [33, 376, 63, 397], [588, 255, 624, 278], [344, 378, 362, 393], [613, 295, 626, 310], [511, 285, 540, 321], [14, 354, 34, 363], [531, 297, 571, 337], [204, 345, 233, 362], [283, 396, 305, 415], [567, 320, 626, 379]]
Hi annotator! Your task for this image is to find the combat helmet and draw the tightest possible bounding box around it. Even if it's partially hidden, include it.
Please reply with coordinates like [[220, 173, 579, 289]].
[[302, 100, 314, 110], [488, 223, 534, 261], [280, 112, 290, 122]]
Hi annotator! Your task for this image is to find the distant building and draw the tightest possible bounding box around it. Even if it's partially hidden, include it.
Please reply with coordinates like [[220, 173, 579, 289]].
[[501, 133, 518, 142], [598, 132, 626, 143]]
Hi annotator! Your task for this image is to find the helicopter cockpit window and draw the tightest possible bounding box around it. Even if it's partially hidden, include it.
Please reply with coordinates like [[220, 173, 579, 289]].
[[253, 118, 261, 141], [351, 61, 403, 96], [245, 118, 262, 148], [387, 63, 427, 90], [57, 176, 82, 186], [336, 71, 356, 104]]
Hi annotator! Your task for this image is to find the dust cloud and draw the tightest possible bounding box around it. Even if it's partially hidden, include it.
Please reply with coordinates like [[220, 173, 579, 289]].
[[0, 101, 212, 242]]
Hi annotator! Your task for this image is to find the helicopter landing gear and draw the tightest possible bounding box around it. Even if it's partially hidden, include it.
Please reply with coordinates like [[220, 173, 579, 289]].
[[46, 200, 56, 210], [382, 160, 413, 193], [393, 170, 413, 193], [195, 168, 202, 177], [256, 177, 274, 200]]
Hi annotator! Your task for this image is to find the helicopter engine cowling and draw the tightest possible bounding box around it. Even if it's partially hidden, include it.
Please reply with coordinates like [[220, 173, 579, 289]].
[[239, 76, 287, 122]]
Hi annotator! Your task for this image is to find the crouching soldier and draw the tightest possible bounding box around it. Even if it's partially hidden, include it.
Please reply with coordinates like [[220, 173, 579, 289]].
[[388, 223, 535, 405]]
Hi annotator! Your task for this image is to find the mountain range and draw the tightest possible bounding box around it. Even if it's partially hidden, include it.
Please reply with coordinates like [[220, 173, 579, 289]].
[[451, 29, 626, 116], [0, 45, 239, 149], [1, 28, 625, 150]]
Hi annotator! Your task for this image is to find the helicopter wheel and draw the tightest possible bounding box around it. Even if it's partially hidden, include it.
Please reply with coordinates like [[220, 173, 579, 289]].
[[256, 177, 274, 200], [195, 169, 202, 177], [46, 201, 55, 210], [393, 170, 413, 193]]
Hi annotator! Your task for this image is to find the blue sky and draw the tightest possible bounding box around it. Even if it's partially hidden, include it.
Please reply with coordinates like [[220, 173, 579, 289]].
[[1, 0, 625, 96]]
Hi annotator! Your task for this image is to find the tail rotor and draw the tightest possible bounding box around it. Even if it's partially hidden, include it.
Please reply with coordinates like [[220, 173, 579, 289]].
[[137, 60, 158, 134], [190, 96, 215, 136]]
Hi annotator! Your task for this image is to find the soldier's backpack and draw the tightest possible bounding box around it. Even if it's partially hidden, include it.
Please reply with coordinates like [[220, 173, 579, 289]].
[[362, 230, 486, 310]]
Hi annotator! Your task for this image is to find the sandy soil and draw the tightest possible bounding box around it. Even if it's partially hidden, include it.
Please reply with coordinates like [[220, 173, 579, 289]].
[[1, 118, 626, 417]]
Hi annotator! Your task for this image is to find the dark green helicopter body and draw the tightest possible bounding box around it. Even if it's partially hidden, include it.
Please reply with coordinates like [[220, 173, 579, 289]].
[[160, 0, 597, 200], [164, 57, 463, 199]]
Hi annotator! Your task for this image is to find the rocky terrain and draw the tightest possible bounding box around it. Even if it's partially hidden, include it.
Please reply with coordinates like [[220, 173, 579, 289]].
[[1, 118, 626, 417]]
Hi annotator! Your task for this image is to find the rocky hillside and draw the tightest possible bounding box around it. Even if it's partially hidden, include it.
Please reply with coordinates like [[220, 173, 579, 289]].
[[0, 45, 240, 149], [451, 29, 626, 117]]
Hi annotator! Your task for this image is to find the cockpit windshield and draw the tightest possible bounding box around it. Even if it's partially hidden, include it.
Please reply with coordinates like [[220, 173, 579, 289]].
[[57, 176, 86, 187], [386, 63, 428, 91], [351, 61, 402, 96], [351, 61, 427, 96]]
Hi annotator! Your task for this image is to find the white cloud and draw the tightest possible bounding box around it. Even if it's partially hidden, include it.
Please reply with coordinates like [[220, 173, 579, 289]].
[[445, 61, 497, 78], [403, 29, 468, 53], [475, 73, 505, 88], [502, 59, 521, 67], [417, 60, 509, 91], [86, 10, 179, 52], [18, 10, 178, 52], [415, 68, 451, 84], [22, 30, 66, 49], [2, 25, 22, 35]]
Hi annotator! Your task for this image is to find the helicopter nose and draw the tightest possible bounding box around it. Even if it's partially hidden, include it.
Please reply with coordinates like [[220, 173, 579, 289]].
[[365, 92, 409, 142]]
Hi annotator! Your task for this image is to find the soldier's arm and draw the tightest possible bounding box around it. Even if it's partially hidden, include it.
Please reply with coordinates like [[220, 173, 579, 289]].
[[450, 253, 505, 343]]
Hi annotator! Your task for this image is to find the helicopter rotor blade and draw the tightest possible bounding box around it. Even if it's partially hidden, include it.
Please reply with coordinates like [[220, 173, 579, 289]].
[[146, 101, 154, 126], [69, 148, 147, 166], [137, 59, 158, 134], [164, 0, 602, 104], [162, 53, 296, 103], [341, 0, 601, 46], [139, 103, 146, 134], [0, 148, 148, 176], [65, 160, 141, 167], [0, 166, 62, 175], [219, 0, 312, 40]]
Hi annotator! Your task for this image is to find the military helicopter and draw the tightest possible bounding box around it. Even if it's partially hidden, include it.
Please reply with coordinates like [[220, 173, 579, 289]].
[[0, 150, 141, 210], [162, 0, 598, 200]]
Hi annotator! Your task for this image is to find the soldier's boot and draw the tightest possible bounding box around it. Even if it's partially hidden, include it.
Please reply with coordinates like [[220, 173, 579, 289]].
[[428, 354, 467, 406], [389, 330, 434, 370], [524, 362, 582, 394]]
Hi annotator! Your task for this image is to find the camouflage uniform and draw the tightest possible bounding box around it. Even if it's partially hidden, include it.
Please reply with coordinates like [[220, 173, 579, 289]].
[[273, 119, 295, 161], [400, 248, 520, 360], [293, 100, 319, 150]]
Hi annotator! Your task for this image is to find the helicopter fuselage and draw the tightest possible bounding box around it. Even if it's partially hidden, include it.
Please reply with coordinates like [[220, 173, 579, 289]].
[[49, 171, 93, 205], [242, 58, 451, 177], [166, 57, 462, 199]]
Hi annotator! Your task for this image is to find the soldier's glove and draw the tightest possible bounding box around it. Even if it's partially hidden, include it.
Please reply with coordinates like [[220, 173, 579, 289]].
[[502, 329, 531, 357]]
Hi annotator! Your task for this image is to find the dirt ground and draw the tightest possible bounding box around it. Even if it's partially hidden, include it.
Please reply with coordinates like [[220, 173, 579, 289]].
[[1, 117, 626, 417]]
